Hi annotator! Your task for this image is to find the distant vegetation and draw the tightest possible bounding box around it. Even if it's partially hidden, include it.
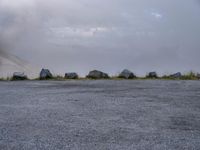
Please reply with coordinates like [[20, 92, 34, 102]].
[[162, 71, 199, 80], [0, 77, 11, 81]]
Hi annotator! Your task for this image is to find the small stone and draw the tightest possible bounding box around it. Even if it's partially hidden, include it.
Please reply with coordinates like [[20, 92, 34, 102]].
[[147, 72, 158, 78], [170, 72, 182, 78], [12, 72, 28, 80], [119, 69, 136, 79], [87, 70, 109, 79], [65, 73, 78, 79], [197, 73, 200, 79], [40, 69, 53, 80]]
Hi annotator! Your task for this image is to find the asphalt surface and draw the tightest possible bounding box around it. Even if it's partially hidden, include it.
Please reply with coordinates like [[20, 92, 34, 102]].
[[0, 80, 200, 150]]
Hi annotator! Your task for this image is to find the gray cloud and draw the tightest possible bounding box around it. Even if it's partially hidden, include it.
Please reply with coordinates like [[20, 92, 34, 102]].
[[0, 0, 200, 76]]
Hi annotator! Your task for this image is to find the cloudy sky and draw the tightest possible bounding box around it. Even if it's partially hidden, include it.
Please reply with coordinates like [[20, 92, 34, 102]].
[[0, 0, 200, 76]]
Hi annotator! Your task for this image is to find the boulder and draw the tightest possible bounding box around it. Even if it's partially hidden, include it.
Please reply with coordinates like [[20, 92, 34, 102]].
[[12, 72, 28, 80], [147, 72, 158, 78], [87, 70, 109, 79], [197, 73, 200, 79], [40, 69, 53, 80], [119, 69, 136, 79], [65, 72, 78, 79], [170, 72, 182, 78]]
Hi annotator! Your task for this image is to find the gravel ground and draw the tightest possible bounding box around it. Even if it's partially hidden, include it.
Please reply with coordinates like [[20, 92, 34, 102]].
[[0, 80, 200, 150]]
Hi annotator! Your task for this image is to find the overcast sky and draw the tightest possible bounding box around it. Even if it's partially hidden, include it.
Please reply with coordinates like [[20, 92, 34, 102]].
[[0, 0, 200, 76]]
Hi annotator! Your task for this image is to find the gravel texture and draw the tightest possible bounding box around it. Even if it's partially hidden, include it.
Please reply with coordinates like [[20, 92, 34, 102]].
[[0, 80, 200, 150]]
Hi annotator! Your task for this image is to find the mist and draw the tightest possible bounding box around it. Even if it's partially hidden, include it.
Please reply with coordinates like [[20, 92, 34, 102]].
[[0, 0, 200, 77]]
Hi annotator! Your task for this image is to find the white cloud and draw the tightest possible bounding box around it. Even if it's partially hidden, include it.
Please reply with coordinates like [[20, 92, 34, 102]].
[[49, 27, 109, 38], [151, 12, 163, 19], [0, 0, 35, 8]]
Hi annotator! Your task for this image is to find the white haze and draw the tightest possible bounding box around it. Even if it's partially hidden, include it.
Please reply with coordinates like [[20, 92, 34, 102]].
[[0, 0, 200, 77]]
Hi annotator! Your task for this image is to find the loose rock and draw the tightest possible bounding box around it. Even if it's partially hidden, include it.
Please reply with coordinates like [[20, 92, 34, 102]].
[[119, 69, 136, 79], [170, 72, 182, 78], [87, 70, 109, 79], [12, 72, 28, 80], [40, 69, 53, 80], [197, 73, 200, 79], [65, 72, 78, 79], [147, 72, 158, 78]]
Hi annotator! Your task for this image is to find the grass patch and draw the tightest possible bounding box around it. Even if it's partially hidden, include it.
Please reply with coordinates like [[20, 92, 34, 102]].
[[180, 72, 198, 80], [0, 77, 11, 81], [161, 72, 199, 80]]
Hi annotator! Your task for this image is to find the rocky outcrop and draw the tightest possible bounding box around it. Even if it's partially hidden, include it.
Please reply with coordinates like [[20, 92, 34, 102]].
[[118, 69, 136, 79], [147, 72, 158, 78], [40, 69, 53, 80], [12, 72, 28, 80], [65, 72, 78, 79], [170, 72, 182, 78], [87, 70, 109, 79]]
